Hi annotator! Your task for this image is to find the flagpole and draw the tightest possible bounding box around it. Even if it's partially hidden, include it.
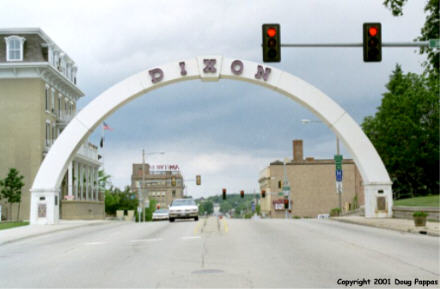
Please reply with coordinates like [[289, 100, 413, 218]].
[[101, 122, 105, 176]]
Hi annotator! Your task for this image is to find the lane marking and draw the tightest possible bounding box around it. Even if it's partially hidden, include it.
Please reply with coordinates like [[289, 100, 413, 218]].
[[129, 238, 163, 243], [84, 241, 106, 246], [223, 219, 229, 233], [181, 236, 201, 240], [193, 222, 201, 235]]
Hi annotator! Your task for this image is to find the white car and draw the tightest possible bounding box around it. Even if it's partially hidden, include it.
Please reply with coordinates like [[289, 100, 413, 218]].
[[152, 209, 169, 221], [169, 199, 199, 222]]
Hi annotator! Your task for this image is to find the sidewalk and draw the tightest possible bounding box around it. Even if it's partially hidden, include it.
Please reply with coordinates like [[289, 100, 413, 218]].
[[332, 216, 440, 237], [0, 220, 113, 246]]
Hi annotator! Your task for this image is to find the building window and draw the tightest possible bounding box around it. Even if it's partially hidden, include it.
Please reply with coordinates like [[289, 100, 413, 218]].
[[51, 89, 55, 113], [45, 122, 50, 146], [52, 124, 56, 141], [45, 86, 49, 111], [57, 95, 61, 117], [5, 36, 25, 61]]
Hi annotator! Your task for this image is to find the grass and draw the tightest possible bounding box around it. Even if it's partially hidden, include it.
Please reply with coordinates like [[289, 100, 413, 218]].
[[394, 195, 439, 207], [0, 221, 29, 231]]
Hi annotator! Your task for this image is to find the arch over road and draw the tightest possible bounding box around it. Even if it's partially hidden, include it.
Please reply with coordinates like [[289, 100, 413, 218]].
[[30, 56, 393, 224]]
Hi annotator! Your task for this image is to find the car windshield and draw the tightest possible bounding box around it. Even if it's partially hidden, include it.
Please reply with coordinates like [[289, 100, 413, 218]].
[[171, 199, 195, 206], [155, 209, 168, 213]]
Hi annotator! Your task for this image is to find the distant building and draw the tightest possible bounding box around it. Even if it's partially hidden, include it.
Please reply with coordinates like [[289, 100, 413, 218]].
[[131, 164, 184, 209], [0, 28, 103, 221], [259, 140, 364, 218]]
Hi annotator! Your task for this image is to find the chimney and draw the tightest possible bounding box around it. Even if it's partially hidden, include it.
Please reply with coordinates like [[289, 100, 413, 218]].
[[293, 140, 303, 161]]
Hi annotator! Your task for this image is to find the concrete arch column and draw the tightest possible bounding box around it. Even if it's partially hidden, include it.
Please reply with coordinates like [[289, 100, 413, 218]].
[[30, 56, 392, 224]]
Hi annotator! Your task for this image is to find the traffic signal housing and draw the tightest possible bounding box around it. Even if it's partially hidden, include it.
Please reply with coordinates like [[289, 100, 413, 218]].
[[262, 24, 281, 62], [240, 190, 244, 198], [261, 190, 266, 198], [196, 175, 201, 186], [171, 176, 176, 187], [222, 188, 227, 200], [363, 23, 382, 62], [284, 198, 289, 209]]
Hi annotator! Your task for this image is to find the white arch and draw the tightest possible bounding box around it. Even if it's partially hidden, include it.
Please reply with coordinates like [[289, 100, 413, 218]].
[[30, 56, 392, 224]]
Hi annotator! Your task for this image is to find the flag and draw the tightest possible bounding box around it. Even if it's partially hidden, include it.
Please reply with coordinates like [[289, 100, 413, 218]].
[[103, 122, 113, 130]]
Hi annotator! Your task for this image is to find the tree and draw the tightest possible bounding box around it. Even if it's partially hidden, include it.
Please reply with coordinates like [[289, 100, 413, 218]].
[[383, 0, 439, 73], [219, 201, 232, 214], [0, 168, 24, 220], [98, 169, 111, 191], [200, 200, 214, 215], [362, 65, 439, 198]]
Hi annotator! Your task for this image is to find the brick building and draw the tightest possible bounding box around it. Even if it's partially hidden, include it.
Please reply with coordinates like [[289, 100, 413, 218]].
[[131, 164, 184, 209], [259, 140, 364, 218]]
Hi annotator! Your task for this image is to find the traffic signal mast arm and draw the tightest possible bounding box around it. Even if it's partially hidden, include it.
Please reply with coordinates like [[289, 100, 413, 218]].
[[279, 42, 431, 47]]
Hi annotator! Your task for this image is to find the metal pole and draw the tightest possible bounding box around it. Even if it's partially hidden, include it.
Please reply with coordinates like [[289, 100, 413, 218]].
[[280, 41, 430, 48], [336, 137, 342, 213], [142, 149, 145, 223]]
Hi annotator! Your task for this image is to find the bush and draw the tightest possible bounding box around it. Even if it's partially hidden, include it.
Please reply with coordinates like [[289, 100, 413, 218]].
[[330, 208, 341, 217], [412, 211, 428, 218]]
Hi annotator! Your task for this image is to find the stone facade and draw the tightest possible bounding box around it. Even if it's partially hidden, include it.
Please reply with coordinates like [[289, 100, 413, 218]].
[[259, 140, 364, 218]]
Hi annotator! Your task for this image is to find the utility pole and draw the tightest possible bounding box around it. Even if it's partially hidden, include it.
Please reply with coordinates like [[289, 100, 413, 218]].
[[142, 149, 146, 223], [283, 157, 291, 219], [336, 137, 342, 213]]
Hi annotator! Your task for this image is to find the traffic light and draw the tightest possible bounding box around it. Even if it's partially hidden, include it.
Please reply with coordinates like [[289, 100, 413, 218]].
[[171, 176, 176, 187], [240, 190, 244, 198], [278, 180, 282, 189], [284, 198, 289, 209], [196, 175, 201, 186], [262, 24, 281, 62], [363, 23, 382, 62], [261, 190, 266, 198], [222, 188, 227, 200]]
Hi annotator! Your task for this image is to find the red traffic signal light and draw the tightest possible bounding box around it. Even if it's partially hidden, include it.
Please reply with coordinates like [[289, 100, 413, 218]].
[[368, 26, 378, 37], [267, 28, 277, 37], [262, 24, 281, 62], [363, 23, 382, 62], [222, 188, 227, 200], [261, 190, 266, 198], [284, 198, 289, 209], [240, 190, 244, 198]]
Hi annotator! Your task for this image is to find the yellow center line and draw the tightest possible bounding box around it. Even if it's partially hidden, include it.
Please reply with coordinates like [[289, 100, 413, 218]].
[[193, 221, 201, 235], [222, 219, 229, 233]]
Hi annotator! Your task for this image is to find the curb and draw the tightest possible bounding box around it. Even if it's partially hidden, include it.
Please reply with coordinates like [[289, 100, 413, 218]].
[[331, 218, 440, 237], [0, 221, 118, 246]]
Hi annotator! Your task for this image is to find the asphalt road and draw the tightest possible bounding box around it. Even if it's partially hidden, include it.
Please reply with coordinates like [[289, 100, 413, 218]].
[[0, 217, 438, 288]]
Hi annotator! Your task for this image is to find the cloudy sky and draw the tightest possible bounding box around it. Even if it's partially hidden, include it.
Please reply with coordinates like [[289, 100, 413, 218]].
[[1, 0, 427, 197]]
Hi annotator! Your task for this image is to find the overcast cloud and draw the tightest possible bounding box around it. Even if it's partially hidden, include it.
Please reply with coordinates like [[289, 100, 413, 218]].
[[0, 0, 427, 197]]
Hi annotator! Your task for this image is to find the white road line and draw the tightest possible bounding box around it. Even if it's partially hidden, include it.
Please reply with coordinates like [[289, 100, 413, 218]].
[[129, 238, 163, 243], [84, 241, 106, 246], [181, 236, 201, 240]]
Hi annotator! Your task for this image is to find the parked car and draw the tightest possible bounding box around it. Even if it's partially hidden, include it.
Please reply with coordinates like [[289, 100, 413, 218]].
[[169, 198, 199, 222], [152, 209, 169, 221]]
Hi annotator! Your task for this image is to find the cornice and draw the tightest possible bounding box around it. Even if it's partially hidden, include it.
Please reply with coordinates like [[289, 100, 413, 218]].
[[0, 62, 84, 98]]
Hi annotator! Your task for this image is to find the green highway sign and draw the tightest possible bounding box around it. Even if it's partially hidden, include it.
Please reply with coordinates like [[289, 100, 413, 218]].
[[334, 154, 343, 170], [429, 39, 440, 48]]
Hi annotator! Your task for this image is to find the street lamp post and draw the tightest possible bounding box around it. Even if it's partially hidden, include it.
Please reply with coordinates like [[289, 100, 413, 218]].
[[301, 119, 342, 212], [141, 150, 165, 222]]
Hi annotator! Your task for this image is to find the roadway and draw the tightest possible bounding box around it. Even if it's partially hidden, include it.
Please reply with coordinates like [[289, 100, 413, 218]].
[[0, 217, 438, 287]]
